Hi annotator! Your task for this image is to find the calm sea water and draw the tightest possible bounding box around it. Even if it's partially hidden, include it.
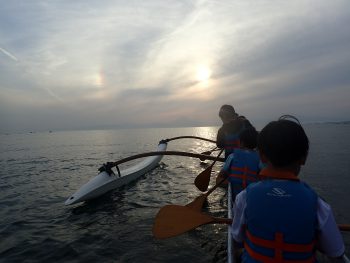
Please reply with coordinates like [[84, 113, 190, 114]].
[[0, 124, 349, 262]]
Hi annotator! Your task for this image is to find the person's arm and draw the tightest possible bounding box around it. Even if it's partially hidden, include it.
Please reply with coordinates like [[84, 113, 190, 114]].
[[216, 154, 234, 184], [216, 127, 225, 148], [223, 154, 234, 172], [316, 197, 345, 258], [231, 190, 247, 243]]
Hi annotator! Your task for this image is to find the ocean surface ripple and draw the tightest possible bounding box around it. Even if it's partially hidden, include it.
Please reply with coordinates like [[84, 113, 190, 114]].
[[0, 125, 349, 262]]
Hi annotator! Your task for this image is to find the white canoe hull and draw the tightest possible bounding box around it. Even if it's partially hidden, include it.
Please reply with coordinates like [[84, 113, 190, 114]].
[[65, 142, 167, 205], [227, 183, 234, 263]]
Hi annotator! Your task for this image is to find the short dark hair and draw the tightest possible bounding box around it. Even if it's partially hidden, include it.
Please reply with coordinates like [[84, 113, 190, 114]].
[[257, 118, 309, 167], [240, 127, 258, 149], [219, 104, 236, 119]]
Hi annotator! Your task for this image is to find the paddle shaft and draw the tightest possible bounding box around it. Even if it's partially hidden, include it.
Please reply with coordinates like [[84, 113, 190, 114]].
[[211, 217, 232, 224], [194, 148, 224, 192], [174, 219, 350, 232], [195, 219, 350, 230], [205, 170, 229, 197], [187, 169, 230, 210], [208, 149, 224, 169], [339, 224, 350, 231]]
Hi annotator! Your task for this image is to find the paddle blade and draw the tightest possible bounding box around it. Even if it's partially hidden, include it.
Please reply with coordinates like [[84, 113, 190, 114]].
[[185, 194, 207, 211], [152, 205, 213, 239], [194, 167, 212, 192], [195, 149, 223, 191]]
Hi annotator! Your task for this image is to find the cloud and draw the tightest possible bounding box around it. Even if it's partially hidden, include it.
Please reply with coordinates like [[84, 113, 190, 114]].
[[0, 47, 18, 61], [0, 0, 350, 132]]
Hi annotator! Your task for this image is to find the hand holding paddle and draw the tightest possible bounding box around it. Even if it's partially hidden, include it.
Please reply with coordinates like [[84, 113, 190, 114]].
[[186, 173, 229, 211], [194, 149, 224, 192]]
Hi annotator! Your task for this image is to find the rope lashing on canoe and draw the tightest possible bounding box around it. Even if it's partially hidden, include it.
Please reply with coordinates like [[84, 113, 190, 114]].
[[160, 136, 216, 144], [98, 162, 121, 177]]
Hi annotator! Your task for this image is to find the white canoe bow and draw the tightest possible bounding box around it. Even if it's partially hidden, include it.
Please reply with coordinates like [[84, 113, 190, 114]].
[[65, 141, 167, 205]]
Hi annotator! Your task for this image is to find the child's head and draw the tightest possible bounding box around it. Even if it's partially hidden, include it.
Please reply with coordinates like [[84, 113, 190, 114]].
[[240, 127, 258, 149], [219, 104, 237, 123], [257, 116, 309, 168]]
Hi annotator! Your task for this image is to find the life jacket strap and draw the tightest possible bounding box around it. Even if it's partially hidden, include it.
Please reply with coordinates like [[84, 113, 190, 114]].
[[244, 229, 315, 263], [228, 166, 258, 188], [225, 140, 240, 149], [259, 168, 300, 181]]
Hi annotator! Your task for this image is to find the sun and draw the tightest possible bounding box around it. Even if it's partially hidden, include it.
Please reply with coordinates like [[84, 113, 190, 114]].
[[196, 65, 211, 82], [94, 73, 104, 87]]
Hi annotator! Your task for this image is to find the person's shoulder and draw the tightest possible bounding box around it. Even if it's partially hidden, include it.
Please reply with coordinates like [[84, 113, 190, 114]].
[[246, 180, 264, 191], [300, 181, 318, 195], [226, 153, 235, 163], [237, 148, 259, 159], [235, 188, 247, 202], [249, 150, 260, 162], [224, 119, 242, 130]]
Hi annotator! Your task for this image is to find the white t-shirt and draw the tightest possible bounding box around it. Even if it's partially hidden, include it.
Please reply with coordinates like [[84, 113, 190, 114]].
[[232, 189, 345, 258]]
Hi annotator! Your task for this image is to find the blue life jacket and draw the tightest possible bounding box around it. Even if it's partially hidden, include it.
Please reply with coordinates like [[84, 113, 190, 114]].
[[243, 179, 318, 263], [224, 122, 247, 158], [224, 133, 241, 158], [225, 148, 260, 195]]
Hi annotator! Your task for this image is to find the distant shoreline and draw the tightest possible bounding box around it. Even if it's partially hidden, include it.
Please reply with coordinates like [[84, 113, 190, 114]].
[[2, 121, 350, 135], [307, 121, 350, 125]]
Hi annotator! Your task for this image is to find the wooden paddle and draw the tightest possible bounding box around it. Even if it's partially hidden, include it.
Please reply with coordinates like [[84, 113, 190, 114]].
[[194, 149, 224, 192], [153, 205, 350, 239], [339, 224, 350, 231], [153, 174, 229, 238], [186, 173, 229, 211], [152, 205, 232, 239]]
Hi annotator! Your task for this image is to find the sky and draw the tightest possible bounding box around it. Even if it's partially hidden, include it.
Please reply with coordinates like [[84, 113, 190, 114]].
[[1, 0, 350, 133]]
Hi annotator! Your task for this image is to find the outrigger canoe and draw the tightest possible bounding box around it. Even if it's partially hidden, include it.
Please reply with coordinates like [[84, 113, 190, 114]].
[[65, 136, 221, 206], [65, 141, 168, 205]]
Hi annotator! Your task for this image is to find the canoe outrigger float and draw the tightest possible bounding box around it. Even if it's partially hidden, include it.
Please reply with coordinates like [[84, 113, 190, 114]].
[[65, 136, 221, 206], [65, 141, 167, 205]]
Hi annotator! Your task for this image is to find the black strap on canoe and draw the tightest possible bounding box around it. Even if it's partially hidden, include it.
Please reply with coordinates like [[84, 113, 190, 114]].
[[98, 162, 121, 177]]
